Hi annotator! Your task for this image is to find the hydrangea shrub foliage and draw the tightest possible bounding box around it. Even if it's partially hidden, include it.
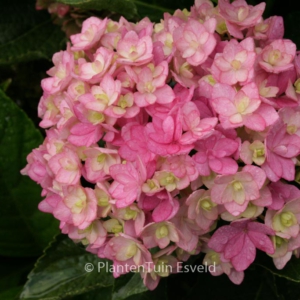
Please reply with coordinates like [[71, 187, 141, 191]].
[[3, 0, 300, 298]]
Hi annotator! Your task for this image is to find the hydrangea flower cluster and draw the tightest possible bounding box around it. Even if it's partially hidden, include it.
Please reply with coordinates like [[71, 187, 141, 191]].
[[22, 0, 300, 289]]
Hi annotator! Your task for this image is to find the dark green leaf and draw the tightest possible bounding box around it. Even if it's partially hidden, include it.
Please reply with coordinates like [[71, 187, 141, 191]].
[[133, 1, 173, 22], [133, 0, 195, 22], [0, 0, 65, 65], [20, 235, 115, 299], [72, 274, 167, 300], [72, 273, 148, 300], [72, 287, 113, 300], [20, 235, 167, 299], [0, 89, 59, 256], [0, 286, 23, 300], [134, 0, 194, 11], [257, 256, 300, 283], [112, 273, 148, 300], [56, 0, 138, 20], [126, 279, 168, 300], [0, 78, 12, 92]]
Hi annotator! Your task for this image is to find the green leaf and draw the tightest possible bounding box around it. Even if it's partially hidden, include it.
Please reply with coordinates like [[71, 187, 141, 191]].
[[112, 273, 148, 300], [257, 256, 300, 283], [72, 274, 168, 300], [0, 286, 23, 300], [133, 1, 173, 22], [0, 89, 59, 257], [0, 78, 12, 92], [72, 286, 113, 300], [56, 0, 138, 20], [20, 235, 167, 299], [0, 0, 66, 65], [20, 235, 115, 299], [132, 0, 196, 22]]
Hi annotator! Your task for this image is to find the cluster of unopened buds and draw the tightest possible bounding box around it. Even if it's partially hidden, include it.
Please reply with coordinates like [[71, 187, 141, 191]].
[[22, 0, 300, 289]]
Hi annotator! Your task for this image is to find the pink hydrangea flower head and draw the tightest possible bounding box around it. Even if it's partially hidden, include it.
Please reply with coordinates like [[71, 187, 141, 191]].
[[170, 205, 203, 252], [94, 182, 113, 218], [105, 92, 140, 119], [38, 193, 62, 214], [112, 204, 145, 235], [153, 171, 180, 192], [68, 122, 104, 147], [208, 219, 274, 271], [171, 53, 200, 88], [102, 218, 124, 235], [141, 248, 178, 290], [109, 159, 147, 208], [259, 39, 296, 74], [240, 140, 266, 165], [48, 147, 82, 186], [269, 234, 300, 269], [141, 221, 179, 249], [53, 185, 98, 229], [173, 18, 217, 66], [83, 147, 121, 182], [153, 29, 174, 59], [21, 0, 300, 290], [79, 47, 115, 83], [186, 189, 218, 230], [119, 123, 156, 163], [249, 16, 284, 42], [82, 74, 121, 112], [21, 146, 53, 189], [218, 0, 265, 38], [265, 198, 300, 239], [138, 192, 179, 222], [268, 181, 300, 210], [160, 154, 199, 185], [146, 114, 193, 156], [211, 37, 256, 85], [279, 107, 300, 136], [180, 101, 218, 144], [211, 166, 266, 216], [220, 202, 265, 222], [71, 17, 108, 51], [193, 130, 239, 176], [127, 61, 175, 107], [211, 82, 278, 131], [262, 120, 300, 182], [202, 249, 244, 284], [103, 234, 153, 277], [66, 80, 90, 101], [68, 220, 107, 249], [116, 31, 153, 66], [41, 49, 74, 95], [38, 94, 61, 128]]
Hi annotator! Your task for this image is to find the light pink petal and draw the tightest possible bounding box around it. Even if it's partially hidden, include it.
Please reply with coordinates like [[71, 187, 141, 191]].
[[230, 235, 256, 271], [247, 231, 274, 254], [152, 198, 179, 222], [224, 232, 245, 259], [208, 225, 241, 252]]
